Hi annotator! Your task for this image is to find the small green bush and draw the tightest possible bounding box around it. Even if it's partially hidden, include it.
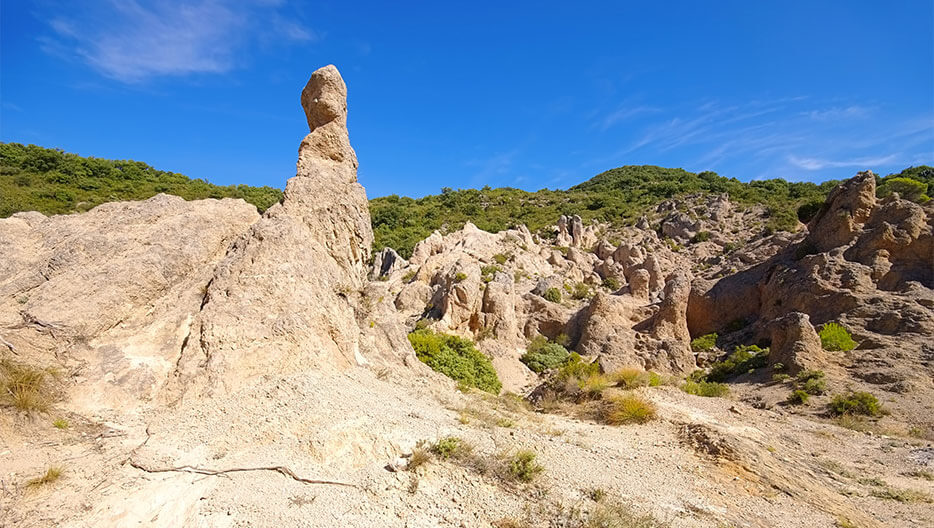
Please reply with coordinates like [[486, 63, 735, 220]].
[[556, 353, 601, 382], [453, 272, 467, 282], [493, 253, 510, 265], [787, 390, 810, 405], [601, 277, 621, 291], [571, 282, 592, 300], [432, 436, 466, 459], [507, 450, 543, 482], [691, 231, 712, 243], [402, 270, 417, 282], [690, 333, 718, 352], [480, 264, 502, 278], [681, 380, 729, 397], [796, 369, 824, 382], [819, 323, 856, 352], [543, 287, 562, 303], [706, 344, 768, 382], [830, 391, 882, 416], [408, 329, 502, 393], [519, 336, 570, 373], [802, 377, 826, 395]]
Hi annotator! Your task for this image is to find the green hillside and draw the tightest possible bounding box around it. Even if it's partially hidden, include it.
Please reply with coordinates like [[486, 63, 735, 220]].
[[2, 142, 929, 260], [0, 143, 283, 217]]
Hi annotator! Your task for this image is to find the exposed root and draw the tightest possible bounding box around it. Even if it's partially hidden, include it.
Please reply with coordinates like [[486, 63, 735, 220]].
[[0, 334, 16, 354], [127, 460, 358, 488]]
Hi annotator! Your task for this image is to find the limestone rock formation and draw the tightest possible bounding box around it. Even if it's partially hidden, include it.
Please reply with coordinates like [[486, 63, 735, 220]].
[[0, 195, 259, 411], [767, 312, 825, 374], [171, 65, 408, 397]]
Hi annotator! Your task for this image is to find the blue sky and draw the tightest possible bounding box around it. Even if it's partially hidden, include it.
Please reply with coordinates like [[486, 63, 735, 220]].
[[1, 1, 932, 198]]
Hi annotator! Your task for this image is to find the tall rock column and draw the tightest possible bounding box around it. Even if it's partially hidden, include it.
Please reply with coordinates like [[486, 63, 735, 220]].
[[171, 65, 375, 397]]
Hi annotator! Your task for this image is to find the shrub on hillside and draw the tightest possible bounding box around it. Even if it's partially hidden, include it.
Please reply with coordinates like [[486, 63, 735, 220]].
[[543, 287, 562, 303], [681, 380, 730, 397], [690, 333, 717, 352], [407, 329, 502, 393], [829, 391, 882, 416], [877, 177, 929, 203], [819, 322, 856, 351], [519, 336, 570, 373], [706, 344, 769, 382]]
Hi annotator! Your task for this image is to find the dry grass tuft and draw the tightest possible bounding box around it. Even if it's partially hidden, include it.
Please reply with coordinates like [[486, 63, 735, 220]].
[[0, 359, 58, 413], [602, 394, 657, 425], [26, 466, 63, 489]]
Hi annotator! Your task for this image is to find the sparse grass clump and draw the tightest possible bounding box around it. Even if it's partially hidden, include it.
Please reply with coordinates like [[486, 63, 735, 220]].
[[601, 277, 621, 291], [402, 270, 417, 282], [493, 253, 510, 265], [408, 329, 502, 393], [432, 436, 472, 460], [585, 500, 669, 528], [507, 450, 543, 483], [453, 272, 468, 282], [819, 322, 857, 352], [829, 391, 882, 417], [53, 418, 69, 429], [543, 287, 562, 303], [681, 380, 730, 398], [520, 336, 570, 373], [407, 443, 432, 471], [871, 486, 932, 503], [610, 368, 662, 389], [26, 466, 62, 489], [602, 394, 657, 425], [0, 359, 57, 413], [690, 332, 717, 353]]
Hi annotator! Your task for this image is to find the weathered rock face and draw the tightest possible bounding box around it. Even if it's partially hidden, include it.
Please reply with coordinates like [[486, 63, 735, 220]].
[[171, 65, 391, 397], [806, 171, 876, 253], [372, 247, 408, 279], [689, 172, 933, 338], [575, 272, 696, 375], [0, 195, 260, 410], [767, 312, 825, 374]]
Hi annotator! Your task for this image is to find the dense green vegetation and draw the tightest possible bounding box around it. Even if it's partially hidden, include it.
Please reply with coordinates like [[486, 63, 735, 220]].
[[819, 322, 857, 352], [0, 143, 283, 217], [371, 165, 848, 257], [829, 391, 883, 416], [519, 336, 571, 373], [407, 329, 502, 393], [4, 143, 929, 261]]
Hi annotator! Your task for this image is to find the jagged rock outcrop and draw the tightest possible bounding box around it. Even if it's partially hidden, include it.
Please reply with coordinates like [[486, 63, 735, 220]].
[[687, 171, 933, 411], [575, 272, 695, 375], [171, 65, 409, 397], [767, 312, 825, 374], [372, 247, 407, 279]]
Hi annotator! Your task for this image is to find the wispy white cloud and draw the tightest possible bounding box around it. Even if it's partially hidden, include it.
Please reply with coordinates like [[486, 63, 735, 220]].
[[38, 0, 316, 83], [597, 104, 659, 131], [787, 154, 899, 170], [804, 105, 872, 121], [465, 150, 520, 186], [587, 94, 932, 181]]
